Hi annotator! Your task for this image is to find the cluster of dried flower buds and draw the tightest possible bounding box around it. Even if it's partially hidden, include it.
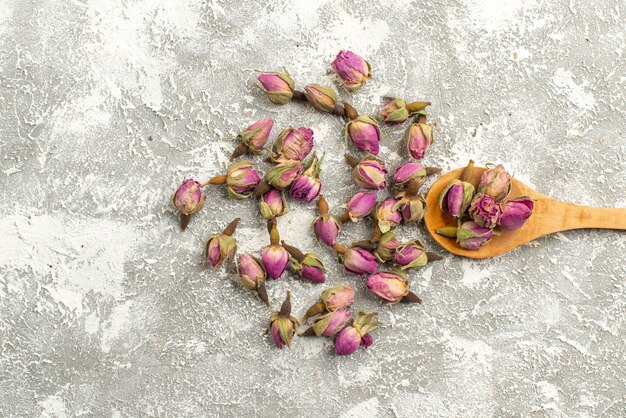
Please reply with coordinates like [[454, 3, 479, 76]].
[[437, 161, 535, 250]]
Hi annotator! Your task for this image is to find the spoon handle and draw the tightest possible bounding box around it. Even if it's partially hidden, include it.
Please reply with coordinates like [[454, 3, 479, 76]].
[[540, 198, 626, 232]]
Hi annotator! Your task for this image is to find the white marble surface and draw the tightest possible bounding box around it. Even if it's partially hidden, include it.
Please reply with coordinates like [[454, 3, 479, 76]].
[[0, 0, 625, 416]]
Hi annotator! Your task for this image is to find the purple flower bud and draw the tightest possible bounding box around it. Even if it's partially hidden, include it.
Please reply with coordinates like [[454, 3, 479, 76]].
[[205, 234, 237, 270], [393, 240, 428, 271], [456, 221, 493, 250], [393, 162, 427, 188], [331, 50, 371, 91], [226, 161, 263, 199], [334, 326, 362, 355], [345, 115, 381, 155], [352, 155, 388, 190], [290, 153, 323, 203], [239, 118, 273, 153], [322, 285, 355, 311], [257, 70, 295, 105], [173, 179, 206, 215], [405, 122, 433, 160], [266, 160, 304, 189], [477, 164, 512, 202], [499, 196, 534, 230], [262, 244, 289, 279], [345, 192, 377, 221], [304, 84, 337, 113], [312, 310, 352, 337], [438, 179, 475, 219], [334, 310, 379, 355], [373, 231, 402, 263], [313, 214, 341, 246], [366, 271, 409, 302], [380, 99, 409, 124], [469, 194, 503, 228], [272, 127, 314, 162], [375, 197, 402, 233], [343, 247, 378, 275], [291, 252, 326, 284], [258, 188, 288, 219]]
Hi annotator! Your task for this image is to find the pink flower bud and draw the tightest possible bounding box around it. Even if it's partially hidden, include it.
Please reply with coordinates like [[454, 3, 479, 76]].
[[366, 271, 409, 302], [477, 164, 512, 201], [269, 292, 298, 348], [499, 197, 534, 230], [352, 155, 388, 190], [343, 247, 378, 275], [331, 50, 371, 91], [226, 161, 263, 199], [345, 115, 381, 155], [272, 127, 314, 162], [456, 221, 493, 250], [334, 310, 379, 355], [262, 245, 289, 279], [291, 252, 326, 284], [257, 70, 295, 105], [345, 192, 377, 221], [312, 309, 352, 337], [405, 122, 433, 160], [375, 197, 402, 233], [393, 240, 428, 271], [380, 99, 409, 124], [304, 84, 337, 113], [469, 194, 503, 228], [240, 118, 274, 152], [373, 231, 402, 263], [205, 235, 237, 270], [322, 285, 355, 311], [438, 179, 475, 219], [237, 254, 266, 289], [393, 162, 427, 188], [395, 193, 426, 224], [290, 154, 322, 203], [313, 214, 341, 246], [258, 188, 288, 219], [173, 179, 206, 216], [266, 160, 304, 189]]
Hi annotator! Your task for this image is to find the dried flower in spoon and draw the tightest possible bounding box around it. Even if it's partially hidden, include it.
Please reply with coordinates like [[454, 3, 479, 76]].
[[258, 187, 288, 220], [313, 196, 342, 246], [282, 241, 326, 284], [499, 197, 534, 230], [345, 115, 382, 155], [300, 309, 352, 337], [230, 118, 274, 160], [290, 153, 322, 203], [477, 164, 512, 202], [366, 270, 422, 303], [437, 220, 494, 250], [331, 50, 371, 91], [257, 69, 295, 105], [172, 178, 206, 230], [339, 192, 377, 223], [469, 193, 503, 228], [380, 99, 430, 125], [236, 254, 270, 306], [270, 127, 314, 163], [301, 285, 355, 323], [261, 218, 289, 279], [334, 310, 379, 355], [268, 291, 299, 349], [204, 218, 240, 270], [346, 154, 388, 190]]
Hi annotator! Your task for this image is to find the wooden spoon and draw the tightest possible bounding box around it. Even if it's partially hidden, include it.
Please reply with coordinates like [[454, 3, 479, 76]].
[[424, 166, 626, 259]]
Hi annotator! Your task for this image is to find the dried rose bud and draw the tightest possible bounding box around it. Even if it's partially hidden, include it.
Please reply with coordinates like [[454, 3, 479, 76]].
[[204, 218, 239, 270], [257, 70, 295, 105], [366, 271, 408, 302], [373, 231, 402, 263], [172, 179, 206, 230], [271, 127, 314, 162], [405, 122, 433, 160], [345, 115, 382, 155], [301, 285, 355, 323], [231, 118, 274, 159], [380, 98, 409, 124], [341, 192, 377, 222], [258, 188, 288, 219], [456, 221, 493, 250], [477, 164, 512, 202], [290, 153, 322, 203], [438, 179, 475, 219], [266, 160, 304, 189], [313, 214, 341, 246], [225, 161, 263, 199], [375, 197, 402, 233], [394, 192, 427, 224], [236, 254, 269, 306], [500, 196, 534, 230], [334, 310, 379, 355], [469, 194, 503, 228], [262, 219, 289, 279], [308, 310, 351, 337], [304, 84, 337, 113], [331, 50, 371, 91], [352, 155, 388, 190], [342, 246, 378, 275], [283, 242, 326, 284], [268, 291, 298, 349], [393, 240, 428, 271], [393, 162, 428, 189]]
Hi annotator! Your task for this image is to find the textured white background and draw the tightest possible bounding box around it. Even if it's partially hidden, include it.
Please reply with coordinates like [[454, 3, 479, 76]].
[[0, 0, 625, 416]]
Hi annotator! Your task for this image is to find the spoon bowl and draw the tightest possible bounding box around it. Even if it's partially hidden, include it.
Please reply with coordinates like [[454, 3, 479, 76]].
[[424, 166, 626, 259]]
